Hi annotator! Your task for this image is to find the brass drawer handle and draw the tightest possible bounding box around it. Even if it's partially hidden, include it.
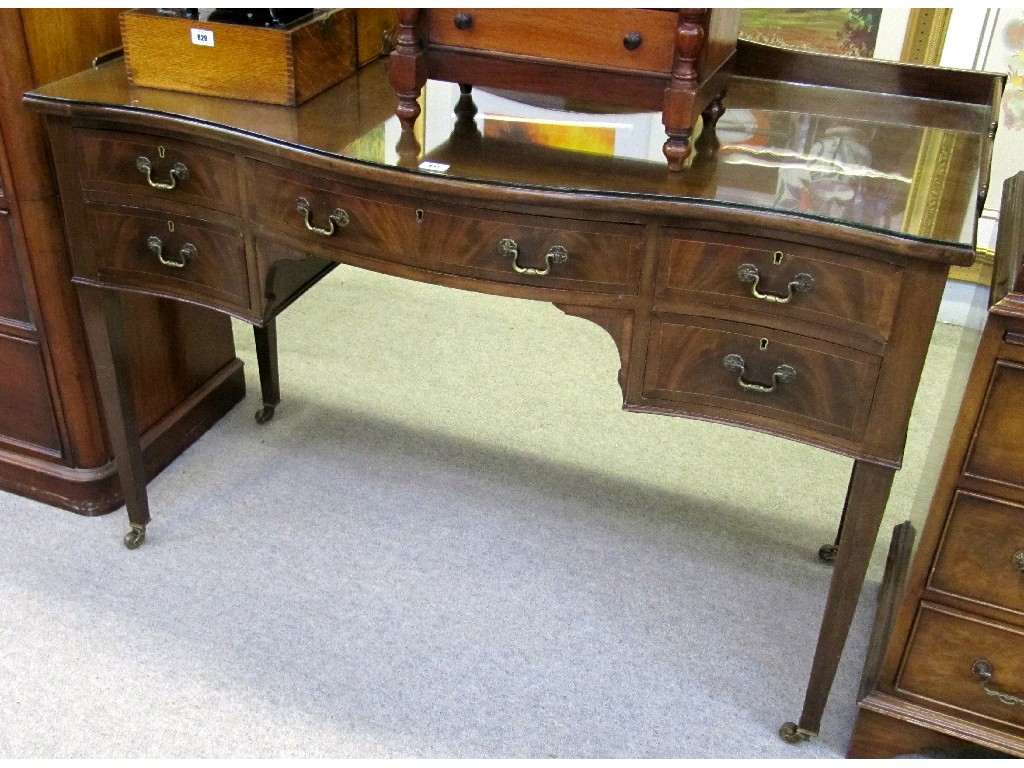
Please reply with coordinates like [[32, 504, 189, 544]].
[[1013, 549, 1024, 572], [135, 156, 189, 190], [722, 353, 796, 394], [500, 238, 568, 277], [296, 197, 349, 237], [146, 235, 195, 269], [737, 262, 814, 304], [972, 659, 1024, 708]]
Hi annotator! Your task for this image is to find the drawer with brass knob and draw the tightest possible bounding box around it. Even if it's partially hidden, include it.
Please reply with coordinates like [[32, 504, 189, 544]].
[[89, 205, 250, 315], [928, 491, 1024, 618], [897, 603, 1024, 732], [654, 229, 903, 345], [417, 201, 643, 294], [642, 312, 881, 443], [77, 128, 240, 213]]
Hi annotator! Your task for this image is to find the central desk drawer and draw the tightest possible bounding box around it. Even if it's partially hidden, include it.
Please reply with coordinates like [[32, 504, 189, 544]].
[[90, 207, 250, 313], [643, 313, 880, 440], [77, 128, 240, 213], [655, 229, 902, 342], [418, 204, 643, 295], [247, 161, 421, 262]]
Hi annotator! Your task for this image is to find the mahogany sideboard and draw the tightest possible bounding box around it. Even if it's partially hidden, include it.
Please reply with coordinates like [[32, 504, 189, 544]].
[[0, 9, 242, 514], [847, 173, 1024, 758], [24, 39, 1002, 745]]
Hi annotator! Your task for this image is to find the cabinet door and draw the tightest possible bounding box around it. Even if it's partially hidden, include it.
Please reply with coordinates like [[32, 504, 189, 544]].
[[0, 332, 61, 456]]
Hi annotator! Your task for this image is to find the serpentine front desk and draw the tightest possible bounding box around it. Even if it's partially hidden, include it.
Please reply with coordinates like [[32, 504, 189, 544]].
[[25, 40, 1001, 744]]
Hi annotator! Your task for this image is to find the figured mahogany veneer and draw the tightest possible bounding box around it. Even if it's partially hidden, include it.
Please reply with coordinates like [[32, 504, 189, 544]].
[[25, 43, 1001, 747]]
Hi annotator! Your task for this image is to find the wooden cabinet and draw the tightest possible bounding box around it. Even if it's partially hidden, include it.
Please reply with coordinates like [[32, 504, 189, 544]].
[[0, 9, 243, 514], [847, 172, 1024, 758]]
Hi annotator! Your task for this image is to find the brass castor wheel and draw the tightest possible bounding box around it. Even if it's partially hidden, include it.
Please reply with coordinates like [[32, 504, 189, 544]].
[[255, 404, 276, 424], [779, 722, 814, 744], [123, 524, 146, 550], [818, 543, 838, 563]]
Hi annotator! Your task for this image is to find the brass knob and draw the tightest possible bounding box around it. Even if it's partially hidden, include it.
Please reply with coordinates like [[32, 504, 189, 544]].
[[1013, 549, 1024, 573], [454, 12, 472, 30], [623, 32, 642, 51]]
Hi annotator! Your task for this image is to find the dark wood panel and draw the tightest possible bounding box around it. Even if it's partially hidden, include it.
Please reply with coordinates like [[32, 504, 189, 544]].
[[928, 492, 1024, 618], [0, 210, 31, 324], [643, 313, 880, 440], [91, 206, 250, 312], [897, 603, 1024, 732], [77, 127, 241, 214], [964, 360, 1024, 490], [0, 332, 61, 454], [655, 228, 902, 342]]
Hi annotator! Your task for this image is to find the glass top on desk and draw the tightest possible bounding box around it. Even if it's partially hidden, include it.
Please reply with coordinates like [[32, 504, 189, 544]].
[[31, 56, 992, 248]]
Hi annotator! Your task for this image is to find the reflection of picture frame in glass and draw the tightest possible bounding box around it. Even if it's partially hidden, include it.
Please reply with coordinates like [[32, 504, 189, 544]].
[[738, 9, 951, 63]]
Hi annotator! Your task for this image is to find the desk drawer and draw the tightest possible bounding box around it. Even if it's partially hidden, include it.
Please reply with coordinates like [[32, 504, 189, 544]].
[[929, 492, 1024, 617], [419, 204, 643, 295], [898, 603, 1024, 732], [90, 207, 250, 313], [247, 161, 421, 262], [643, 313, 880, 440], [77, 128, 240, 213], [427, 9, 677, 74], [655, 230, 902, 342]]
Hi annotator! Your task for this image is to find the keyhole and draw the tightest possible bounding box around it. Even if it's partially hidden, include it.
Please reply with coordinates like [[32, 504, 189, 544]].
[[760, 338, 769, 350], [158, 145, 166, 159], [416, 209, 424, 223], [167, 220, 175, 233], [773, 251, 784, 265]]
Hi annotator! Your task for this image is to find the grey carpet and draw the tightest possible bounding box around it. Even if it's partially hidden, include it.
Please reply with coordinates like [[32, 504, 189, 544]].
[[0, 266, 975, 758]]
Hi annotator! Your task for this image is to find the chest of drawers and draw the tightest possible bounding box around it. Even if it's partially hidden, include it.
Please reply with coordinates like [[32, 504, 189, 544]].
[[848, 172, 1024, 758], [25, 38, 1002, 747]]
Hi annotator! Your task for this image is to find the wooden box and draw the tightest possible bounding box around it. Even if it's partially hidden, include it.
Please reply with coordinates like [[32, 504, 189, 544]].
[[120, 9, 375, 106]]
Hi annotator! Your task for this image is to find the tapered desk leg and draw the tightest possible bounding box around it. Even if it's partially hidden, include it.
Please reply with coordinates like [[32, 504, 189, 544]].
[[78, 285, 150, 549], [254, 318, 280, 424], [818, 469, 856, 563], [780, 459, 895, 744]]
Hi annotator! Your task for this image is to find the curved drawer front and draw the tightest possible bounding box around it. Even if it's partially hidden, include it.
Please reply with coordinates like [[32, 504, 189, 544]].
[[655, 230, 902, 342], [77, 128, 240, 213], [419, 203, 643, 295], [428, 8, 677, 74], [928, 492, 1024, 617], [643, 313, 880, 440], [247, 161, 421, 262], [898, 603, 1024, 731], [90, 207, 249, 312]]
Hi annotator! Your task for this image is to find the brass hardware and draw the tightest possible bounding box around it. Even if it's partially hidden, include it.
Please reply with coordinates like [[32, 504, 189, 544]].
[[136, 155, 188, 190], [778, 722, 815, 744], [1013, 549, 1024, 572], [623, 32, 642, 51], [416, 209, 424, 223], [146, 235, 195, 269], [773, 250, 784, 265], [500, 238, 569, 277], [454, 12, 472, 30], [759, 338, 769, 350], [158, 145, 166, 159], [167, 220, 175, 233], [972, 659, 1024, 707], [723, 353, 796, 394], [737, 263, 814, 304], [296, 197, 349, 236], [123, 523, 146, 549]]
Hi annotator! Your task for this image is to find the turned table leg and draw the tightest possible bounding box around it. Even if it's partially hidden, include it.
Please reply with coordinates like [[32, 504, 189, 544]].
[[78, 285, 150, 548], [781, 459, 895, 743]]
